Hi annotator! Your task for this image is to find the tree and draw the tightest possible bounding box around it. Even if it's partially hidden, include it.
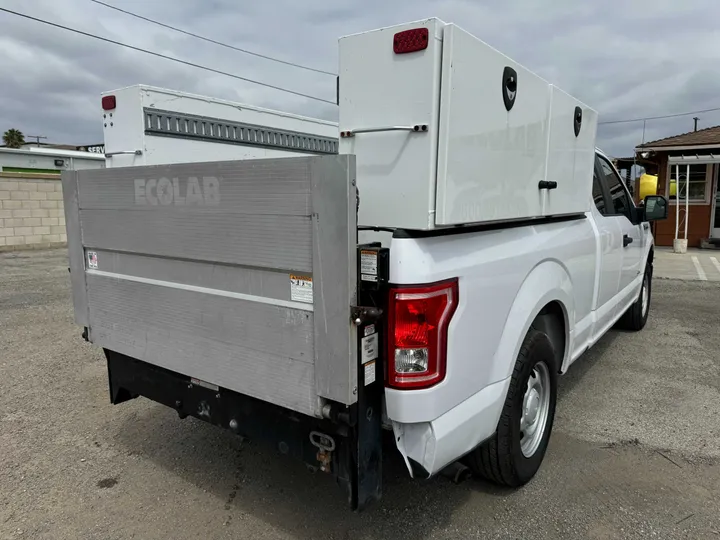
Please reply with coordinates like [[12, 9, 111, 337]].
[[2, 129, 25, 148]]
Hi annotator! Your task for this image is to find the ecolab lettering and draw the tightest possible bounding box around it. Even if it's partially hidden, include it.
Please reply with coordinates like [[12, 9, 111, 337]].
[[134, 177, 220, 206]]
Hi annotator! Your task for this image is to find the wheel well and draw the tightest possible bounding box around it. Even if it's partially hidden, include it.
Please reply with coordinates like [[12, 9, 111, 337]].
[[532, 301, 566, 373]]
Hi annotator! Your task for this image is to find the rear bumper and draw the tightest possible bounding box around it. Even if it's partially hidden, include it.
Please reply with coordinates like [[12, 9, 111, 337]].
[[104, 349, 384, 511], [392, 376, 510, 476], [105, 350, 340, 467]]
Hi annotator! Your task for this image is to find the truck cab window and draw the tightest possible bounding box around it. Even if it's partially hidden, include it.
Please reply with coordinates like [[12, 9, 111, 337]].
[[592, 169, 607, 215], [598, 157, 632, 219]]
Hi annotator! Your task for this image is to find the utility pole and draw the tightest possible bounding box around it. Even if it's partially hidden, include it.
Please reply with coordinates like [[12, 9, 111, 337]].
[[693, 117, 699, 132], [26, 134, 48, 147]]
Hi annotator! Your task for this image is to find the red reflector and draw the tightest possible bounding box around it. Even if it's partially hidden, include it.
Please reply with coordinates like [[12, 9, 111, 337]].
[[101, 95, 116, 110], [387, 279, 458, 389], [393, 28, 429, 54]]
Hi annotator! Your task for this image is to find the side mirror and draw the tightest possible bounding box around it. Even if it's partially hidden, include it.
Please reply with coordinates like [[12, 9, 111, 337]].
[[643, 195, 668, 221]]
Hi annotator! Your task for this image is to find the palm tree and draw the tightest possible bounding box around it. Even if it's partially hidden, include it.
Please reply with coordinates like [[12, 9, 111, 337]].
[[2, 129, 25, 148]]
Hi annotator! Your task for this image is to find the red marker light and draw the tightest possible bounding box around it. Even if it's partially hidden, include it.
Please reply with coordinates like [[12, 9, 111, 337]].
[[393, 28, 429, 54], [101, 95, 116, 111]]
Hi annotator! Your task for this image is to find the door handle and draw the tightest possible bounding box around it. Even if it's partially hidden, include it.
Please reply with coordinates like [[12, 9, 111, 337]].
[[623, 234, 633, 247], [538, 180, 558, 190]]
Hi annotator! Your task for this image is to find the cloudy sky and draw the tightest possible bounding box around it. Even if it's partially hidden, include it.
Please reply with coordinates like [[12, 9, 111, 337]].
[[2, 0, 719, 157]]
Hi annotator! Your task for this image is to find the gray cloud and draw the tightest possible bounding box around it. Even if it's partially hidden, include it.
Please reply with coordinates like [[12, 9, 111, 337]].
[[2, 0, 719, 155]]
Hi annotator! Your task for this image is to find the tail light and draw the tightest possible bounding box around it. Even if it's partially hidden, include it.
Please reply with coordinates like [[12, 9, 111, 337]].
[[387, 279, 458, 389], [101, 95, 116, 111], [393, 28, 429, 54]]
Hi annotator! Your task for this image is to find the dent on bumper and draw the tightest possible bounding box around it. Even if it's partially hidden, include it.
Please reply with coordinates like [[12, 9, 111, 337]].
[[392, 377, 511, 477]]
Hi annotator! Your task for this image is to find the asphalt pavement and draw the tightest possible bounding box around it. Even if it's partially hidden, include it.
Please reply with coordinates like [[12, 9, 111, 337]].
[[1, 249, 718, 539], [654, 248, 720, 282]]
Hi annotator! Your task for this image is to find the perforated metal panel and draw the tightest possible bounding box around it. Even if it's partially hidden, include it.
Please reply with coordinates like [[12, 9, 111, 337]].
[[144, 108, 339, 155]]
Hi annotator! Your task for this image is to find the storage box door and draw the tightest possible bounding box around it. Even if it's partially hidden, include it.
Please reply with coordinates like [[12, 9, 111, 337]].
[[435, 24, 550, 226], [543, 85, 598, 217], [102, 86, 146, 168], [339, 19, 443, 230]]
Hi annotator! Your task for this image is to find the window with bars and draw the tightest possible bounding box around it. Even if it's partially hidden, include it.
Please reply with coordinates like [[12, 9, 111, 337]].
[[668, 164, 709, 203]]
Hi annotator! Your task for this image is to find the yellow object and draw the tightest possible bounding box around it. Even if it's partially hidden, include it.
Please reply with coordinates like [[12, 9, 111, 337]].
[[638, 173, 666, 200]]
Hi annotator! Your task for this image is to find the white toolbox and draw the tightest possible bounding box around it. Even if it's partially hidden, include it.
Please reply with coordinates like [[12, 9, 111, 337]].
[[339, 18, 598, 230]]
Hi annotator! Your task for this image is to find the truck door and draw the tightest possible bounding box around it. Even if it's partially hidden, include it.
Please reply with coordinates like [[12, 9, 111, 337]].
[[591, 163, 623, 330], [596, 155, 644, 301]]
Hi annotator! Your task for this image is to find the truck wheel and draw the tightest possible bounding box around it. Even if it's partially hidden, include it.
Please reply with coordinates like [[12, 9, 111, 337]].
[[617, 262, 652, 331], [466, 329, 557, 487]]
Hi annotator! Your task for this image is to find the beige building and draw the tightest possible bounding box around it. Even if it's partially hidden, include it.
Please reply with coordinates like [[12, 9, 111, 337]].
[[0, 174, 67, 250], [0, 146, 104, 251]]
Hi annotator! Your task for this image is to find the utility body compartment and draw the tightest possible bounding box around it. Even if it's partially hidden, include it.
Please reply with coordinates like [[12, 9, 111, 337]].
[[339, 18, 598, 230], [101, 84, 339, 169]]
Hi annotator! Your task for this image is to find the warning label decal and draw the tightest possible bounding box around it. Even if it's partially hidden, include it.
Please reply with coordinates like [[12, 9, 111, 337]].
[[364, 361, 376, 386], [360, 250, 378, 277], [361, 327, 379, 365], [290, 274, 313, 304]]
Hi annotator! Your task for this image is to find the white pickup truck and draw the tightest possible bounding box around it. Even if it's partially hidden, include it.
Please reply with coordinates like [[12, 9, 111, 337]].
[[62, 18, 668, 510]]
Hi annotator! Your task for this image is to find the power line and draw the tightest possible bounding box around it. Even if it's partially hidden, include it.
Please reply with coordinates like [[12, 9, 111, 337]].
[[90, 0, 337, 77], [16, 4, 716, 127], [0, 7, 336, 105], [599, 106, 720, 125]]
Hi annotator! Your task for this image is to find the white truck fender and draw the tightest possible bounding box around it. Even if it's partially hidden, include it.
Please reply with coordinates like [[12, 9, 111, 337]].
[[492, 260, 574, 382], [641, 235, 655, 270]]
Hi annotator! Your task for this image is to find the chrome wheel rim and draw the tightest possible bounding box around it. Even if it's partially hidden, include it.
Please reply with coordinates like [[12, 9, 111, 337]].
[[641, 274, 649, 317], [520, 361, 551, 458]]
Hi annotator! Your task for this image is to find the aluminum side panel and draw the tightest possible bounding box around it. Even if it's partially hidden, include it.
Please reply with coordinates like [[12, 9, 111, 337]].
[[77, 160, 313, 214], [61, 171, 89, 326], [86, 273, 313, 362], [72, 156, 358, 417], [86, 273, 316, 414], [79, 209, 312, 272], [311, 155, 358, 405], [89, 249, 293, 302]]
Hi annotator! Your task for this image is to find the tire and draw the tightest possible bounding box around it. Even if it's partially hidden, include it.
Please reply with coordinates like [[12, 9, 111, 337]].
[[466, 329, 558, 487], [617, 261, 652, 331]]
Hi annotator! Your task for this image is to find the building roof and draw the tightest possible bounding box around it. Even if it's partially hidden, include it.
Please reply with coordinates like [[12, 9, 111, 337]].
[[637, 125, 720, 149], [19, 143, 79, 151], [1, 142, 103, 152], [0, 146, 105, 160]]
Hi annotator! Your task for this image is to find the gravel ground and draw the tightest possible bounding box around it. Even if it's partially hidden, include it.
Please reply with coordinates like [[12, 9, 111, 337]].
[[1, 249, 719, 540]]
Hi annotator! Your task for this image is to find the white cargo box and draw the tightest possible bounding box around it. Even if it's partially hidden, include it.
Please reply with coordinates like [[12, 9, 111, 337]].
[[101, 85, 339, 168], [339, 18, 598, 230]]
